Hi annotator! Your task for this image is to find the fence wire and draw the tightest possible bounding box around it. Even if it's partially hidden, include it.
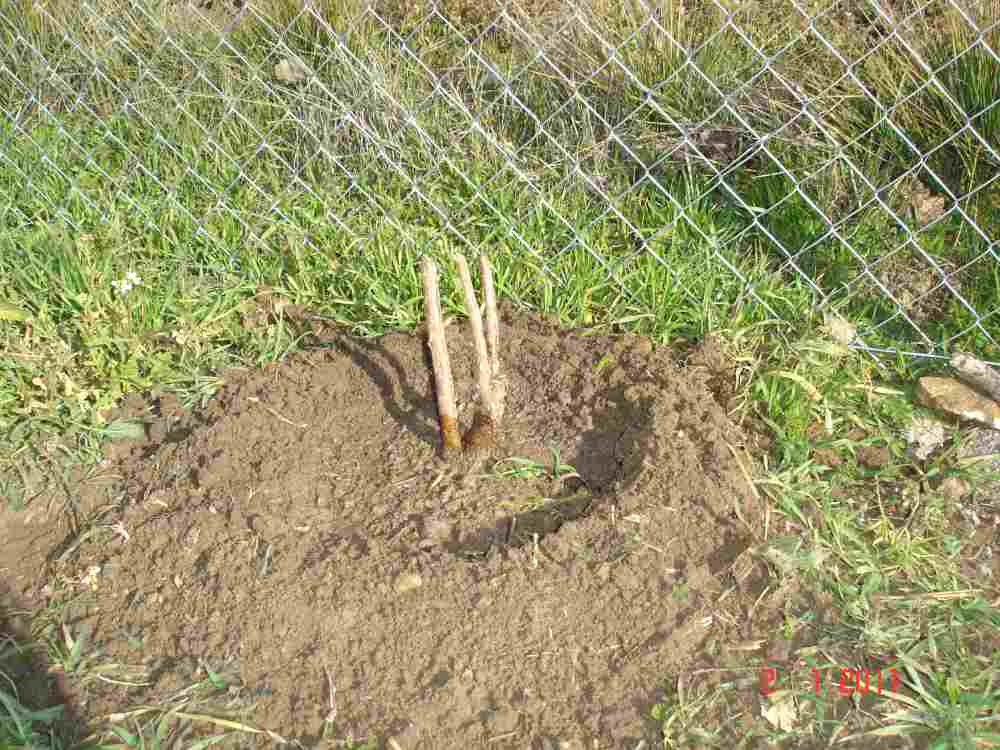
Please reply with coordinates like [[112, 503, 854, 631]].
[[2, 0, 999, 361]]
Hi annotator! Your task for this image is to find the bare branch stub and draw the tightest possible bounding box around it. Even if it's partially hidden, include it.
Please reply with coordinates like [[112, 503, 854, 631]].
[[421, 253, 504, 456], [479, 254, 506, 423], [480, 254, 500, 378], [454, 253, 494, 417], [454, 254, 498, 452]]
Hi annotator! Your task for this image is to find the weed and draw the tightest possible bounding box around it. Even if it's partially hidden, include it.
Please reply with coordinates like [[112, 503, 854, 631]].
[[42, 623, 148, 695], [650, 674, 751, 748], [488, 446, 582, 485]]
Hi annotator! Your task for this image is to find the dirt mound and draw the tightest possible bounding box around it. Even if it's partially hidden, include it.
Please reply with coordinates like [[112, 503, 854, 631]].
[[7, 310, 769, 747]]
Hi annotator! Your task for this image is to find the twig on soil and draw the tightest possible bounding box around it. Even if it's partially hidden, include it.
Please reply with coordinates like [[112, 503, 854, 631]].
[[951, 352, 1000, 402], [421, 257, 461, 455]]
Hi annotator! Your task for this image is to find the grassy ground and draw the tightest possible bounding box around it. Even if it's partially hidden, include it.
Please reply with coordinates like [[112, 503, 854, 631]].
[[1, 0, 999, 746]]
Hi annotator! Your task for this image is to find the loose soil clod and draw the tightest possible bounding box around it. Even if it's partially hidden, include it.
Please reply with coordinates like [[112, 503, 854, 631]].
[[461, 410, 495, 452]]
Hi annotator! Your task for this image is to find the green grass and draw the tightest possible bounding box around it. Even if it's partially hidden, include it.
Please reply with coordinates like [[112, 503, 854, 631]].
[[1, 0, 999, 746]]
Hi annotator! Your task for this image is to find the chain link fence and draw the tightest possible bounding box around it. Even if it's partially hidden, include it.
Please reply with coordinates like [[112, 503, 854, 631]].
[[2, 0, 999, 361]]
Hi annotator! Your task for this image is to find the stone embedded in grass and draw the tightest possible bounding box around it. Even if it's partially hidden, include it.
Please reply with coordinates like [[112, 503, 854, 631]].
[[910, 182, 947, 225], [761, 693, 797, 731], [917, 376, 1000, 430], [823, 313, 856, 347], [273, 57, 309, 84], [905, 415, 947, 460]]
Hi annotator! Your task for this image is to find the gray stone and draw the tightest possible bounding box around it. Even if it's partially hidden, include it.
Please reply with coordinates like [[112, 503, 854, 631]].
[[917, 377, 1000, 430]]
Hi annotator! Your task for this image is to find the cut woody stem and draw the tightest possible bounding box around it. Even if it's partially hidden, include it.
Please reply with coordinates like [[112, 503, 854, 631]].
[[421, 256, 461, 455], [479, 254, 506, 424], [480, 254, 500, 379], [454, 254, 498, 438], [421, 253, 504, 456]]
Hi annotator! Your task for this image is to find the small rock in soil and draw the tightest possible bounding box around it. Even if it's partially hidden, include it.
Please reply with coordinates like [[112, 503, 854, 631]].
[[905, 415, 947, 460], [395, 573, 423, 594], [917, 376, 1000, 429]]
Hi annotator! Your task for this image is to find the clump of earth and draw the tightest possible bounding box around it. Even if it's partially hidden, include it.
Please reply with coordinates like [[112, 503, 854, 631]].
[[3, 308, 773, 747]]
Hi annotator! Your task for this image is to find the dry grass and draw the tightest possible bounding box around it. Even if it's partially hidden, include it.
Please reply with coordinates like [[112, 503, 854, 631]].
[[9, 0, 997, 169]]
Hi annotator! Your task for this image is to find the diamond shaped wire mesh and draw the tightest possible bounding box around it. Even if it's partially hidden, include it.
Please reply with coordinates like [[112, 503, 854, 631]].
[[2, 0, 998, 360]]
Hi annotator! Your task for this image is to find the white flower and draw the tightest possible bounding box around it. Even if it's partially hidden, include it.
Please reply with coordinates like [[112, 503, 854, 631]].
[[112, 271, 143, 297]]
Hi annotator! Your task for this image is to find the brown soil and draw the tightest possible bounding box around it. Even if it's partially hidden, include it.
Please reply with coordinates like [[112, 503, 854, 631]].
[[2, 308, 773, 748]]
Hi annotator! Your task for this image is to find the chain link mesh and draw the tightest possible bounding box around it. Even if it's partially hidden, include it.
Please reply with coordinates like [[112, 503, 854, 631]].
[[2, 0, 998, 360]]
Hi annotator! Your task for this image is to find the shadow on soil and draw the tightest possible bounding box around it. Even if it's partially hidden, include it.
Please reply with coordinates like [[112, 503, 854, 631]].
[[319, 334, 443, 447], [0, 585, 82, 747], [446, 389, 657, 560]]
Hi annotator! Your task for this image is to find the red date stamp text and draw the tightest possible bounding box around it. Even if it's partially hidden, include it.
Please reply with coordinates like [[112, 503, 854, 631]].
[[759, 666, 900, 697]]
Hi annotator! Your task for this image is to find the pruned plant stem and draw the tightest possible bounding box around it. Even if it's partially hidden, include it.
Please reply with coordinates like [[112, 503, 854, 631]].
[[952, 352, 1000, 402], [421, 256, 461, 454], [454, 253, 497, 424], [480, 254, 500, 378], [479, 254, 506, 423]]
